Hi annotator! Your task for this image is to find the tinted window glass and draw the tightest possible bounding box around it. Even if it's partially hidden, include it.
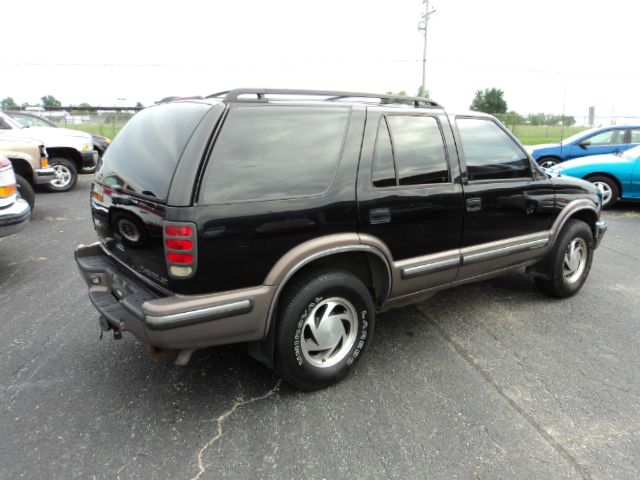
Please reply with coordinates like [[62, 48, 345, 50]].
[[630, 129, 640, 144], [456, 118, 530, 181], [387, 115, 449, 185], [97, 102, 211, 200], [201, 106, 349, 203], [372, 118, 396, 188]]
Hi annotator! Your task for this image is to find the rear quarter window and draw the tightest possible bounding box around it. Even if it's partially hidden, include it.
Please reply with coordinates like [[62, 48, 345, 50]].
[[200, 105, 350, 204], [97, 102, 211, 201]]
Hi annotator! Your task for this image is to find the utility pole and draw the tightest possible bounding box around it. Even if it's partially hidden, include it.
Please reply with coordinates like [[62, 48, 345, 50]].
[[418, 0, 436, 96]]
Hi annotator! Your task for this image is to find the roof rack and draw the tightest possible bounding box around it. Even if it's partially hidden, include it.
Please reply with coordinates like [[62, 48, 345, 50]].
[[206, 88, 442, 109]]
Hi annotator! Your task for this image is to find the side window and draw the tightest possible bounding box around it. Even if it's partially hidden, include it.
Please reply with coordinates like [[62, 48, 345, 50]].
[[372, 119, 396, 187], [200, 106, 349, 204], [456, 117, 531, 181], [585, 129, 624, 146], [371, 115, 449, 187], [630, 129, 640, 144]]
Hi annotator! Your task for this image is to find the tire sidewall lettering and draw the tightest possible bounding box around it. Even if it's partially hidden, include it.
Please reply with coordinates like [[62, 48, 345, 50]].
[[292, 295, 371, 370], [293, 296, 324, 367]]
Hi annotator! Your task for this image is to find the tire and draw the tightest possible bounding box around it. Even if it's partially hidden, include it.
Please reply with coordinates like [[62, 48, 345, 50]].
[[586, 175, 619, 209], [15, 174, 35, 210], [537, 156, 561, 169], [275, 270, 375, 390], [535, 219, 594, 298], [111, 212, 149, 248], [46, 157, 78, 192]]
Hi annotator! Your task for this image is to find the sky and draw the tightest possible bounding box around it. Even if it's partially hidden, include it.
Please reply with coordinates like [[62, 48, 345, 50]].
[[2, 0, 640, 122]]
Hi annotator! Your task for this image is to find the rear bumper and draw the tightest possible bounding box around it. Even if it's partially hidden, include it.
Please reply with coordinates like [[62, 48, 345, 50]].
[[74, 242, 273, 350], [595, 220, 607, 249], [34, 166, 56, 184], [0, 199, 30, 238]]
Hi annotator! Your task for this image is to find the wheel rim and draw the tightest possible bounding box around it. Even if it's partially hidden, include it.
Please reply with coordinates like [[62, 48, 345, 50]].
[[51, 164, 72, 188], [539, 159, 557, 169], [118, 218, 140, 242], [593, 181, 613, 205], [300, 297, 359, 368], [563, 237, 588, 284]]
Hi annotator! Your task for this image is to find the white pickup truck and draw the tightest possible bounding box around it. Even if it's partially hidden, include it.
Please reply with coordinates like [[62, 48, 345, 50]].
[[0, 111, 98, 191]]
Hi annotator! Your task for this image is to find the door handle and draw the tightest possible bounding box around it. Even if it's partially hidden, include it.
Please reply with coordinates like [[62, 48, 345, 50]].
[[466, 197, 482, 212], [369, 207, 391, 224]]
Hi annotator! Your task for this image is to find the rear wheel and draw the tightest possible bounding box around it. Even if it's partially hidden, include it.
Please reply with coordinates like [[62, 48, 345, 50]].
[[46, 157, 78, 192], [275, 270, 375, 390], [535, 219, 594, 298], [537, 156, 561, 169], [15, 174, 35, 210], [586, 175, 619, 209]]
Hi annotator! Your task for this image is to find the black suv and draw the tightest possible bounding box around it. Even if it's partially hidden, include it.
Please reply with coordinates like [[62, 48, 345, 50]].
[[75, 89, 607, 390]]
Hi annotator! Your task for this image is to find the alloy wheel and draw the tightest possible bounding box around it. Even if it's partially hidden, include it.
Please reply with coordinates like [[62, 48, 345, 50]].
[[593, 181, 613, 205]]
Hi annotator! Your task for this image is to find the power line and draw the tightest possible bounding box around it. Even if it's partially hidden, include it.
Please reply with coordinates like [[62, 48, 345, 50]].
[[3, 59, 640, 82]]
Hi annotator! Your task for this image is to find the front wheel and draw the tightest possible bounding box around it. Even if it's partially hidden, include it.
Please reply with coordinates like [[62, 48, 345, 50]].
[[537, 156, 561, 169], [46, 157, 78, 192], [15, 174, 35, 210], [587, 175, 619, 209], [275, 270, 375, 390], [535, 219, 594, 298]]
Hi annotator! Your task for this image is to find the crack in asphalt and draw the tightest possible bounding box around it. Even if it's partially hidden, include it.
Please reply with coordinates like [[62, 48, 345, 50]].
[[473, 425, 506, 479], [414, 306, 592, 480], [189, 379, 282, 480]]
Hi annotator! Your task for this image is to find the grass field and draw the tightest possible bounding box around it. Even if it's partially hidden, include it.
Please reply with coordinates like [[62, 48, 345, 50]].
[[66, 123, 123, 138], [506, 125, 586, 145], [66, 122, 589, 146]]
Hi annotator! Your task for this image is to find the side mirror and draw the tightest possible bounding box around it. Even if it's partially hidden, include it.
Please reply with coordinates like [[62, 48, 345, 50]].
[[578, 140, 591, 148]]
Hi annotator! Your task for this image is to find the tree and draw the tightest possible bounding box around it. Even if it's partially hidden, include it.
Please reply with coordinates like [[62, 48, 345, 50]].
[[497, 111, 525, 126], [41, 95, 62, 108], [1, 97, 18, 110], [381, 88, 431, 105], [527, 113, 546, 126], [135, 101, 144, 108], [417, 86, 431, 98], [470, 88, 508, 114], [381, 90, 411, 105], [78, 102, 92, 109]]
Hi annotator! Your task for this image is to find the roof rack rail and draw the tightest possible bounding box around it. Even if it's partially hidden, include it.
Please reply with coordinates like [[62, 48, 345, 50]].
[[206, 88, 442, 108], [157, 95, 204, 104]]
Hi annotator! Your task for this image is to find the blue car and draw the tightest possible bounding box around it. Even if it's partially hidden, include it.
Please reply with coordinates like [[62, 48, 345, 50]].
[[546, 145, 640, 208], [527, 125, 640, 168]]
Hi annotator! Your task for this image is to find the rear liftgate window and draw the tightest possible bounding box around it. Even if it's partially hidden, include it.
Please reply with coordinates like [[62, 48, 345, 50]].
[[97, 102, 211, 201], [200, 106, 350, 204]]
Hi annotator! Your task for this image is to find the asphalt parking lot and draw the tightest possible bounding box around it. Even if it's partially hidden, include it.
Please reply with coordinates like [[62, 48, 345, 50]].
[[1, 176, 639, 480]]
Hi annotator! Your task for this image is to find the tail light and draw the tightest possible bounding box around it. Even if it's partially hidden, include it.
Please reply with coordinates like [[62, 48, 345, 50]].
[[0, 157, 18, 201], [164, 222, 197, 278]]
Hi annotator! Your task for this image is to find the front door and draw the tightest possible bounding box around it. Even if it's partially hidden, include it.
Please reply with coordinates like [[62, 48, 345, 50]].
[[453, 116, 557, 279], [565, 128, 627, 160], [358, 109, 464, 296]]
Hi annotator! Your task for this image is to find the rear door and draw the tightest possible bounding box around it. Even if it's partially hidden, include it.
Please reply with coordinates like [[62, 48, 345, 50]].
[[453, 116, 556, 278], [357, 109, 464, 296]]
